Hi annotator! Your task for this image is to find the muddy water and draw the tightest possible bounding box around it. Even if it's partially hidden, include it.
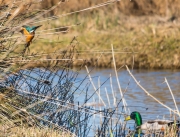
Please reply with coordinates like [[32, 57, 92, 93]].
[[75, 69, 180, 126]]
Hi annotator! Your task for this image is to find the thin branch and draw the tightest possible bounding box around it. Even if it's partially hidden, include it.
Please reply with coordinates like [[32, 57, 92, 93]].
[[111, 44, 128, 113], [165, 77, 179, 114], [126, 65, 180, 117], [85, 65, 106, 106]]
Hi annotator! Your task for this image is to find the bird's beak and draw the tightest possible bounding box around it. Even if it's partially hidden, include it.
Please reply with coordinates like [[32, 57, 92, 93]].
[[125, 116, 131, 121]]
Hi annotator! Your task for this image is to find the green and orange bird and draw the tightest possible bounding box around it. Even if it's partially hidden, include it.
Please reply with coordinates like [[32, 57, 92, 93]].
[[20, 25, 42, 55]]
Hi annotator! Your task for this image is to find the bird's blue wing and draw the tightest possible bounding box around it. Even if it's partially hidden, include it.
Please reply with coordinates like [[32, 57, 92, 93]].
[[22, 25, 32, 32], [22, 25, 41, 32]]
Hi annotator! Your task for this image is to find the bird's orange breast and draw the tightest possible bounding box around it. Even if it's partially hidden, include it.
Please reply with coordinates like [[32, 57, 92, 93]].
[[22, 28, 34, 43]]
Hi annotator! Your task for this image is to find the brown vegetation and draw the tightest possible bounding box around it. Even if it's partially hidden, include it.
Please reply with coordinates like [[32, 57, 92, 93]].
[[42, 0, 180, 17], [0, 125, 72, 137], [1, 0, 180, 69], [31, 0, 180, 69]]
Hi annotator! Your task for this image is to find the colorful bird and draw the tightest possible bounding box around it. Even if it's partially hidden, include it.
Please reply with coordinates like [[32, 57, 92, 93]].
[[20, 25, 42, 55], [125, 111, 180, 137]]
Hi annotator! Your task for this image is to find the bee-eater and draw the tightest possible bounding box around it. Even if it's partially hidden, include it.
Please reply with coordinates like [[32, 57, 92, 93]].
[[20, 25, 42, 55]]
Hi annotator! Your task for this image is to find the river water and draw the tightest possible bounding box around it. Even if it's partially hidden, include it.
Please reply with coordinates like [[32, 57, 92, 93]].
[[75, 68, 180, 127], [12, 68, 180, 136]]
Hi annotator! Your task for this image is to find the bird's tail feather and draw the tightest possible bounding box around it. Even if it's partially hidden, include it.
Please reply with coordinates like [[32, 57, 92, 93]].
[[34, 25, 42, 30]]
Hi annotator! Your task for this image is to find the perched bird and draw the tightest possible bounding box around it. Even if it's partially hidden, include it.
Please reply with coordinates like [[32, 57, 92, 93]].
[[20, 25, 42, 55], [125, 111, 180, 137]]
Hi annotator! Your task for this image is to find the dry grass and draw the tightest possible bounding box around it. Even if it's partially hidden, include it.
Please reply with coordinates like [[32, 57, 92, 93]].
[[42, 0, 180, 16], [28, 14, 180, 69], [0, 125, 72, 137], [0, 89, 74, 137], [15, 0, 178, 69], [1, 0, 180, 69]]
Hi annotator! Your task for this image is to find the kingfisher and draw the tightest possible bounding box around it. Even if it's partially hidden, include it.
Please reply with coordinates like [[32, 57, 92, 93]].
[[20, 25, 42, 55]]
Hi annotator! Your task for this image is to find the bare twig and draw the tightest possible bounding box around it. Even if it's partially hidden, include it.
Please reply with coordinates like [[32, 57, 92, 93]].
[[164, 77, 179, 115], [111, 44, 128, 113], [85, 65, 106, 106], [126, 65, 180, 117]]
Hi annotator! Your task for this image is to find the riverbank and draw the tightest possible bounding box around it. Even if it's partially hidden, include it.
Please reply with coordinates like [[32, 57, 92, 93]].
[[16, 15, 180, 69], [4, 0, 179, 69]]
